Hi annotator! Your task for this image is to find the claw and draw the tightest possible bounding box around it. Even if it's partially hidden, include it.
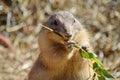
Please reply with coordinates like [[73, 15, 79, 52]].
[[66, 41, 75, 48]]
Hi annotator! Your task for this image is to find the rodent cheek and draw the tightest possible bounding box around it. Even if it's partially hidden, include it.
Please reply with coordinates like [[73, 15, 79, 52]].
[[48, 32, 65, 43]]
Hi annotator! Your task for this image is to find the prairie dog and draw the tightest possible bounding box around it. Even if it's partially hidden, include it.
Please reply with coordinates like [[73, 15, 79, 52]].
[[28, 11, 94, 80]]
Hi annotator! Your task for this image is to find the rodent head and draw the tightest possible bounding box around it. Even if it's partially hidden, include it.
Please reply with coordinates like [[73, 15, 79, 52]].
[[38, 11, 87, 68], [44, 11, 82, 42]]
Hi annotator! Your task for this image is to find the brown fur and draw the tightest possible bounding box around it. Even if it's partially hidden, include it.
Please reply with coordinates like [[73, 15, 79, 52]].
[[28, 11, 94, 80]]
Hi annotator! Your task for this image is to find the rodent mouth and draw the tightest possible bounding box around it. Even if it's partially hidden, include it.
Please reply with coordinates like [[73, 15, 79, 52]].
[[54, 31, 69, 41], [42, 25, 70, 41]]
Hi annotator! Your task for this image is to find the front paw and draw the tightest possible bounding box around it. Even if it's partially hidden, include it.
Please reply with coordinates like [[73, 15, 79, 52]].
[[67, 41, 75, 49]]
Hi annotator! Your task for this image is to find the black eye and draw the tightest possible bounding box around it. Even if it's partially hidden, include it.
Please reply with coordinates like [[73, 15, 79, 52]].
[[52, 19, 59, 25], [73, 20, 76, 23], [72, 19, 75, 25], [74, 20, 75, 23]]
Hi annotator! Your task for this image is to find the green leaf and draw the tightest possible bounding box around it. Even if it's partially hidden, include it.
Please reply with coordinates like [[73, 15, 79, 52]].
[[101, 68, 115, 79], [93, 62, 99, 70], [98, 76, 106, 80], [94, 58, 103, 66], [93, 62, 115, 80], [74, 44, 80, 49], [81, 52, 97, 59], [73, 43, 115, 80]]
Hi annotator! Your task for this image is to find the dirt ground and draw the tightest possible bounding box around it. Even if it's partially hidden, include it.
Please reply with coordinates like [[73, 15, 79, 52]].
[[0, 0, 120, 80]]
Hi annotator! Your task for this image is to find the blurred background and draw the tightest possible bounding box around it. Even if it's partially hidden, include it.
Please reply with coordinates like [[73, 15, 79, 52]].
[[0, 0, 120, 80]]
